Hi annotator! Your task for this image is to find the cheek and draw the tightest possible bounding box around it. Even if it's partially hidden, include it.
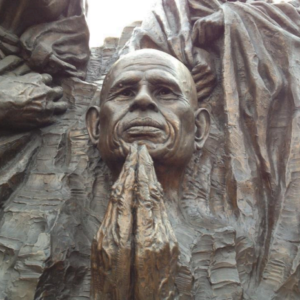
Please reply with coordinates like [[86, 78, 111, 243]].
[[181, 108, 196, 133], [99, 102, 128, 134], [159, 104, 195, 164], [162, 104, 195, 134], [98, 102, 130, 158]]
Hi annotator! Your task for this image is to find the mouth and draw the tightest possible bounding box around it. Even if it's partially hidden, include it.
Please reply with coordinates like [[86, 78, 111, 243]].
[[122, 117, 165, 139], [124, 118, 164, 131], [126, 126, 162, 137], [124, 117, 164, 131]]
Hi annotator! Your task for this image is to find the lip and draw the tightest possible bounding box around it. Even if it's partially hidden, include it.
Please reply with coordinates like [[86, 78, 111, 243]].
[[123, 118, 164, 132], [126, 126, 162, 136]]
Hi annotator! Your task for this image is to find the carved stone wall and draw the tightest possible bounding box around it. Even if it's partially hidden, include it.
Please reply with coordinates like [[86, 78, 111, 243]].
[[0, 1, 300, 300], [0, 21, 140, 299]]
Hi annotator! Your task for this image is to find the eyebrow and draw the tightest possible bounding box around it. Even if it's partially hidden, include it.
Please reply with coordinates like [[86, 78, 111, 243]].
[[109, 75, 141, 92], [109, 71, 181, 93], [146, 73, 181, 91]]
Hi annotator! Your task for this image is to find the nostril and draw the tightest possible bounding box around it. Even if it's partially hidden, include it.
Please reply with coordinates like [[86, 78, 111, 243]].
[[129, 100, 158, 112], [129, 103, 138, 112], [148, 103, 158, 112]]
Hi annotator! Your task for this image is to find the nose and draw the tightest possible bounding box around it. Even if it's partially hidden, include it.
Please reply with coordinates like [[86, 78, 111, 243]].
[[129, 86, 158, 112]]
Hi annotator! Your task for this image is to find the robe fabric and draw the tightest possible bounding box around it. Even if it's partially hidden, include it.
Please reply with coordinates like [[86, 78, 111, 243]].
[[125, 1, 300, 299]]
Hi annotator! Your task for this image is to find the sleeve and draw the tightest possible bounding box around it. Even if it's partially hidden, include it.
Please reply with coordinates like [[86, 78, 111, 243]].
[[20, 14, 90, 79]]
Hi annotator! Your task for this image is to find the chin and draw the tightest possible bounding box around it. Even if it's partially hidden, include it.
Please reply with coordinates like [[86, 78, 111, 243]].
[[123, 138, 178, 162]]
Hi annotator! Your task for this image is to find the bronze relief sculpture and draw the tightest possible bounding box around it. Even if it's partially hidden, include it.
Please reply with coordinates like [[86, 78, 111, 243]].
[[0, 0, 300, 299], [87, 49, 210, 299]]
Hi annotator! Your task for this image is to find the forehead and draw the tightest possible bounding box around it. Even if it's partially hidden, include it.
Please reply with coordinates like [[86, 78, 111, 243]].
[[100, 50, 197, 106], [110, 66, 181, 87], [110, 58, 185, 83]]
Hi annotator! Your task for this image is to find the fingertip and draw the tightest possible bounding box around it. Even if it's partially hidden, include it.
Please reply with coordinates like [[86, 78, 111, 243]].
[[47, 86, 64, 102], [139, 144, 147, 153], [124, 168, 133, 187], [53, 86, 64, 97], [138, 145, 152, 163], [41, 74, 53, 85], [137, 163, 147, 180], [53, 101, 68, 115], [127, 143, 138, 158]]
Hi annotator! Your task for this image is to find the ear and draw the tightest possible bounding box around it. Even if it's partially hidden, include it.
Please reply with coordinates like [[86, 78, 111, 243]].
[[194, 108, 211, 150], [86, 106, 100, 145]]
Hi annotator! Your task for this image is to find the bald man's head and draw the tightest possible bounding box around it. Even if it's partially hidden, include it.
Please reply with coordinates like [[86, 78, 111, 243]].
[[87, 49, 210, 175], [100, 49, 198, 109]]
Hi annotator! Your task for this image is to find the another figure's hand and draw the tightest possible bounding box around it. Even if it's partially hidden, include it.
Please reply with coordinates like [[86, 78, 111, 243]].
[[0, 26, 20, 57], [91, 144, 137, 300], [134, 145, 179, 300], [0, 73, 68, 130], [192, 10, 224, 47], [191, 47, 216, 101], [159, 0, 194, 67]]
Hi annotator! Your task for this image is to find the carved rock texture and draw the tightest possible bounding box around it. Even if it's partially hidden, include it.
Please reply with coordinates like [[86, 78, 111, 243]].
[[124, 0, 300, 299], [0, 0, 300, 300], [0, 22, 142, 300]]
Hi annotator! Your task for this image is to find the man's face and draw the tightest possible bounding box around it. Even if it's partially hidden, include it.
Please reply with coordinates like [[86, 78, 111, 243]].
[[95, 50, 199, 169]]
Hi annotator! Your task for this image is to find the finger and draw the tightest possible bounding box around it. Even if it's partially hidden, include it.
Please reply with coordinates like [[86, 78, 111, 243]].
[[0, 55, 23, 75], [169, 37, 185, 65], [191, 20, 200, 44], [122, 167, 135, 200], [0, 26, 19, 45], [123, 144, 138, 175], [185, 43, 194, 68], [0, 49, 5, 59], [191, 64, 210, 77], [34, 116, 54, 127], [137, 163, 150, 204], [194, 74, 216, 94], [117, 143, 138, 183], [23, 102, 43, 111], [13, 63, 31, 76], [138, 145, 157, 183], [111, 165, 135, 223], [182, 31, 194, 67], [111, 143, 138, 208], [53, 101, 68, 115], [0, 41, 20, 54], [191, 19, 207, 46], [192, 70, 212, 83], [21, 72, 40, 82], [49, 55, 76, 71], [65, 69, 85, 79], [47, 86, 64, 102], [137, 146, 162, 209], [137, 146, 164, 212], [41, 74, 53, 85]]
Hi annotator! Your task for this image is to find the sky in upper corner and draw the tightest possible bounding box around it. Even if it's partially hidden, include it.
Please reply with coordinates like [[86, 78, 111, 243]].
[[87, 0, 156, 48], [87, 0, 292, 48]]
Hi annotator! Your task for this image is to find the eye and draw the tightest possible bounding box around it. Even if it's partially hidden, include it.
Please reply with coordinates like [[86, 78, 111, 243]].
[[158, 87, 173, 96], [120, 89, 134, 97]]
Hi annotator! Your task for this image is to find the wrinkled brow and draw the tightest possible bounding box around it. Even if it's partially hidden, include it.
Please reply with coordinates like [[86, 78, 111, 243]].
[[109, 71, 182, 93], [109, 75, 141, 93], [146, 73, 181, 91]]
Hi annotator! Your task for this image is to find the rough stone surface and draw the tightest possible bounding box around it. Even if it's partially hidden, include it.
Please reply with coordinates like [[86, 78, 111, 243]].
[[0, 0, 300, 299]]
